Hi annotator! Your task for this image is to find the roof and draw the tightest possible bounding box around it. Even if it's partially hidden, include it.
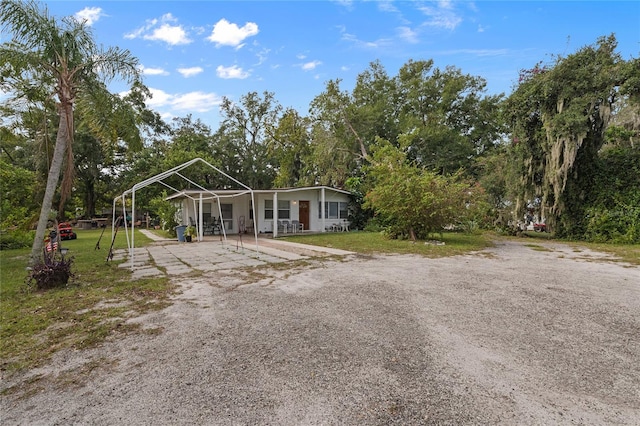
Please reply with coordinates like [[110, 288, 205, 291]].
[[165, 186, 351, 201]]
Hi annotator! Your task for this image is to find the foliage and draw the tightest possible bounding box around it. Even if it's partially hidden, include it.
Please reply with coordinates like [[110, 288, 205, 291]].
[[364, 142, 484, 240], [268, 108, 312, 187], [185, 225, 196, 237], [583, 145, 640, 243], [149, 191, 178, 234], [0, 229, 34, 249], [395, 60, 505, 175], [26, 253, 74, 290], [505, 35, 638, 237], [0, 0, 140, 265], [216, 91, 280, 189], [0, 157, 36, 229], [344, 176, 372, 231], [476, 146, 518, 231]]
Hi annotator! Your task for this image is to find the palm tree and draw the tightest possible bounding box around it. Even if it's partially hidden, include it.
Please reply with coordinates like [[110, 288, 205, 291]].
[[0, 0, 140, 264]]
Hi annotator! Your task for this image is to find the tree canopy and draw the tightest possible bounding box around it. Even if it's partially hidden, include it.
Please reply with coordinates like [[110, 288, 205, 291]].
[[505, 34, 639, 238], [1, 0, 140, 263], [1, 1, 638, 251]]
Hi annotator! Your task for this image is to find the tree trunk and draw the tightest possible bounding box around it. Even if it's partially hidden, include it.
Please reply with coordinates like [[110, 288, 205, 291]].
[[408, 226, 417, 242], [29, 103, 73, 265]]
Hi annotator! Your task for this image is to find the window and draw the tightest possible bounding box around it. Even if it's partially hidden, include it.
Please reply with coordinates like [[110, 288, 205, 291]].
[[318, 201, 348, 219], [220, 203, 232, 220], [278, 200, 290, 219], [264, 199, 290, 219], [265, 199, 273, 219], [220, 203, 233, 230], [203, 203, 212, 223]]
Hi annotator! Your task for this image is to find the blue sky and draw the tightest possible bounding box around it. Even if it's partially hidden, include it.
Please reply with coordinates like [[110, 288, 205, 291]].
[[5, 1, 640, 130]]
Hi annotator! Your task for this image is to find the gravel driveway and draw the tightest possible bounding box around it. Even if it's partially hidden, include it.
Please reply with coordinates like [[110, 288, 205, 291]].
[[2, 239, 639, 425]]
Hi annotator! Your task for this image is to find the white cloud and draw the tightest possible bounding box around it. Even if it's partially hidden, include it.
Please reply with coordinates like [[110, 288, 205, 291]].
[[337, 25, 392, 50], [74, 7, 104, 26], [341, 31, 391, 50], [146, 88, 174, 108], [255, 48, 270, 66], [397, 26, 419, 43], [172, 92, 222, 112], [145, 88, 222, 112], [301, 60, 322, 71], [378, 1, 399, 13], [177, 67, 204, 78], [207, 19, 259, 48], [216, 65, 249, 79], [418, 3, 463, 30], [139, 65, 169, 76], [145, 23, 191, 45], [126, 13, 191, 46]]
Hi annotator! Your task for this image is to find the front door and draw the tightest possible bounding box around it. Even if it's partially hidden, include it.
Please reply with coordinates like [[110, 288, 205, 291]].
[[299, 201, 310, 231]]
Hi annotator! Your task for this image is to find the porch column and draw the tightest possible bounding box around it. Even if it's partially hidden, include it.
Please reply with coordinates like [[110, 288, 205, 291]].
[[321, 187, 326, 232], [198, 193, 203, 241], [273, 192, 278, 238]]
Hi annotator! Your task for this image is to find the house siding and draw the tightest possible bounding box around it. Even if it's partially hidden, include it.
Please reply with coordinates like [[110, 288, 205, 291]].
[[175, 187, 350, 234]]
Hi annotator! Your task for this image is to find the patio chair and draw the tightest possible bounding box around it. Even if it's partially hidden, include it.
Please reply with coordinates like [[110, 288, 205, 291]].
[[277, 220, 289, 233], [211, 217, 221, 235], [291, 220, 303, 233]]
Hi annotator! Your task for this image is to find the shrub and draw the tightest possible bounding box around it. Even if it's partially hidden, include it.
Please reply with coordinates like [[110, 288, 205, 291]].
[[26, 256, 75, 291], [0, 230, 35, 250]]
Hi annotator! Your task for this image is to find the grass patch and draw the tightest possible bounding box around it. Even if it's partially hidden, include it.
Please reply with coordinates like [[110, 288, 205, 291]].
[[568, 241, 640, 266], [0, 228, 175, 375], [523, 243, 554, 252], [280, 231, 493, 257]]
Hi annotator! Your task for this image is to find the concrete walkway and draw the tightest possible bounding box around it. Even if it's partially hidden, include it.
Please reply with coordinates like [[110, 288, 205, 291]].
[[112, 230, 354, 280]]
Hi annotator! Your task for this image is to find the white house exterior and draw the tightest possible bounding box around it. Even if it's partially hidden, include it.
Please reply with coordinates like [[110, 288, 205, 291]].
[[166, 186, 351, 238]]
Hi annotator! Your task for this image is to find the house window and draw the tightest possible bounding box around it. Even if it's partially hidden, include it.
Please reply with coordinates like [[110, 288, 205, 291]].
[[203, 203, 212, 223], [220, 203, 233, 230], [318, 201, 348, 219], [278, 200, 290, 219], [264, 199, 290, 219], [265, 200, 273, 219]]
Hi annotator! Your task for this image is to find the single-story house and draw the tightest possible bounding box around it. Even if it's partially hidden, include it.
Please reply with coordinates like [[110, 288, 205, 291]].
[[166, 186, 351, 239]]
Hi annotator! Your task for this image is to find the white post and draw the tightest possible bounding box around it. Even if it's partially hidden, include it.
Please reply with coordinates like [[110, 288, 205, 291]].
[[131, 190, 136, 269], [198, 193, 203, 241], [251, 191, 260, 257], [273, 192, 279, 238], [321, 187, 326, 232]]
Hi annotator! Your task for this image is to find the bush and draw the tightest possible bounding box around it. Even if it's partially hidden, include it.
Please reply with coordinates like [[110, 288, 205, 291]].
[[0, 230, 35, 250], [584, 206, 640, 244], [26, 256, 75, 291]]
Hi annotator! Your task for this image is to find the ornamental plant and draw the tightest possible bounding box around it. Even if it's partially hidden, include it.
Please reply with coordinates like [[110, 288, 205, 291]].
[[26, 255, 75, 291]]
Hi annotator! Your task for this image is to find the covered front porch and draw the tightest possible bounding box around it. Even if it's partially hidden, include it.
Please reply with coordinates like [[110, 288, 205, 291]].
[[168, 186, 351, 240]]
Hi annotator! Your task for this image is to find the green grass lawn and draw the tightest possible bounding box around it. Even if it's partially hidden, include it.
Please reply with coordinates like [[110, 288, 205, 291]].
[[281, 230, 494, 257], [0, 228, 174, 374]]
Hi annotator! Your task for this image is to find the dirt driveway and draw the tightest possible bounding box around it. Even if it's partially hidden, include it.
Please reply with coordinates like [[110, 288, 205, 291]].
[[2, 239, 639, 425]]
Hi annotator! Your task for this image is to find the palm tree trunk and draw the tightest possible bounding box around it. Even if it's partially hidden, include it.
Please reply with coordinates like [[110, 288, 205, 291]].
[[29, 103, 73, 265]]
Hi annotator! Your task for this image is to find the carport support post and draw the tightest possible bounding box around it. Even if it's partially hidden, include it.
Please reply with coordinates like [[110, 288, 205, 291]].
[[250, 191, 259, 257], [130, 191, 136, 269]]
